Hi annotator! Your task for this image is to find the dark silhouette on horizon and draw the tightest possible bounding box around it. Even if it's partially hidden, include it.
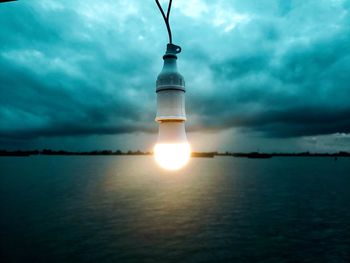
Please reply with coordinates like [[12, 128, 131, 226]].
[[1, 149, 350, 158]]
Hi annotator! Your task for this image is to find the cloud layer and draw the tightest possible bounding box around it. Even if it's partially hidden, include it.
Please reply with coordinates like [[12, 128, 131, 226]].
[[1, 0, 350, 149]]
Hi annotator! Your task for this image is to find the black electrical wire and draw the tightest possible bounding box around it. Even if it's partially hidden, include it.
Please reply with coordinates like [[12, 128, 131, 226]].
[[155, 0, 173, 44]]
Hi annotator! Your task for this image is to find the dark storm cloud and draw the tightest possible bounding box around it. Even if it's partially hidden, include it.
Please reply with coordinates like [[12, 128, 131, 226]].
[[0, 0, 157, 140], [188, 26, 350, 136], [184, 0, 350, 137], [0, 0, 350, 144]]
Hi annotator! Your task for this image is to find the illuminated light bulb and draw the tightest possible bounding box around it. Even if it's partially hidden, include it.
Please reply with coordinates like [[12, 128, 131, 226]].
[[154, 44, 191, 170], [154, 122, 191, 170]]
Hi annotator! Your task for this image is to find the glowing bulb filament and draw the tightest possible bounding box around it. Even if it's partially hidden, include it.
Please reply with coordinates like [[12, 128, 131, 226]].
[[154, 143, 191, 170]]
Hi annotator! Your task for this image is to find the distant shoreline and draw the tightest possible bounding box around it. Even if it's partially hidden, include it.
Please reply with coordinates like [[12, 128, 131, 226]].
[[1, 150, 349, 158]]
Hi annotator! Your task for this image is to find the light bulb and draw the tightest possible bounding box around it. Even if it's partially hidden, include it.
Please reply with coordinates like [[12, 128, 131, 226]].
[[154, 44, 191, 170], [154, 122, 191, 170]]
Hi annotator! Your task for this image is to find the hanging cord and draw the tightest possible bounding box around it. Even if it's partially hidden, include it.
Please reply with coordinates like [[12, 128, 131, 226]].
[[155, 0, 173, 44]]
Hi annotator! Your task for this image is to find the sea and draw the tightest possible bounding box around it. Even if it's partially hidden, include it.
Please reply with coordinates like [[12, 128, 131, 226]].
[[1, 156, 350, 262]]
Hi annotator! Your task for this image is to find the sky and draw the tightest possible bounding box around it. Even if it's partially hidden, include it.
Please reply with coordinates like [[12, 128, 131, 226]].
[[1, 0, 350, 152]]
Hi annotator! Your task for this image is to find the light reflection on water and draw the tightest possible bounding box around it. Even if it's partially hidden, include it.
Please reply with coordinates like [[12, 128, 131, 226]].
[[1, 156, 350, 262]]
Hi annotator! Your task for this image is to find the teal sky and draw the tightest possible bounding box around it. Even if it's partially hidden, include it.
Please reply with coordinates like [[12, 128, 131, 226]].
[[1, 0, 350, 152]]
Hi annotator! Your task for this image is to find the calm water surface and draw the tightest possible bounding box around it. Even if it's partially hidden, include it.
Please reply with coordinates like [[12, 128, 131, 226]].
[[1, 156, 350, 262]]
